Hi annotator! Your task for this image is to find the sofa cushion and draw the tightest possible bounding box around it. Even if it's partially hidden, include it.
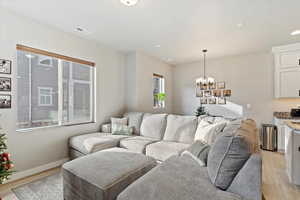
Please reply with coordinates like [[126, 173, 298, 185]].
[[63, 149, 157, 200], [227, 154, 262, 200], [207, 133, 251, 190], [163, 115, 198, 144], [194, 120, 227, 144], [117, 155, 242, 200], [69, 132, 130, 155], [140, 113, 167, 140], [224, 119, 259, 153], [123, 112, 144, 135], [146, 141, 190, 161], [120, 136, 159, 153], [181, 140, 210, 166]]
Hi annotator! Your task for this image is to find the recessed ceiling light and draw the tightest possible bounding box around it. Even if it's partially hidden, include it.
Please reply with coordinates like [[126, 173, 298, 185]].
[[291, 30, 300, 36], [120, 0, 139, 6], [75, 27, 84, 32], [155, 45, 161, 48]]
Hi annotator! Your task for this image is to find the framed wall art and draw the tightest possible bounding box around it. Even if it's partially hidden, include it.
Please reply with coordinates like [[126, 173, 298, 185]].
[[0, 94, 11, 109], [0, 59, 12, 74], [0, 77, 11, 92]]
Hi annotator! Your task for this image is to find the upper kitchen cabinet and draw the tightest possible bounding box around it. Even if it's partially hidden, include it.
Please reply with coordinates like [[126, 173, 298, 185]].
[[273, 43, 300, 98]]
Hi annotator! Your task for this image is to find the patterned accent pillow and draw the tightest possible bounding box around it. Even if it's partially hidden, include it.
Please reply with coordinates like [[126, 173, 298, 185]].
[[112, 124, 133, 135]]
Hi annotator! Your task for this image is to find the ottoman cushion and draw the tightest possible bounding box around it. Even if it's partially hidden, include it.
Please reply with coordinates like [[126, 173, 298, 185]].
[[120, 136, 159, 153], [63, 149, 157, 200], [69, 132, 131, 155]]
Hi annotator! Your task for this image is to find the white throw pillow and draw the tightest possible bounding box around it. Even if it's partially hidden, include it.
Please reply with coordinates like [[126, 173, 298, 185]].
[[194, 121, 227, 145]]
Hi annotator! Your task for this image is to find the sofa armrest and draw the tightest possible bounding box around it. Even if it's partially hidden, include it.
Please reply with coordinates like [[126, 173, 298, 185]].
[[227, 154, 262, 200]]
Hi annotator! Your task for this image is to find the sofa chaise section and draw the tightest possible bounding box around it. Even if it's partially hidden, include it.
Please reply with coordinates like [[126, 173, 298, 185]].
[[69, 132, 131, 159], [117, 155, 245, 200]]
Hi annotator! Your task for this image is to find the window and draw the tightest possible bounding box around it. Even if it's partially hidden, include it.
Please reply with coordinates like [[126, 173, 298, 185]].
[[153, 73, 165, 108], [38, 55, 53, 67], [38, 87, 53, 106], [16, 45, 95, 130]]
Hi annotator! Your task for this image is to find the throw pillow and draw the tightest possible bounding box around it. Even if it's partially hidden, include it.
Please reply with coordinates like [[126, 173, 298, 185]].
[[181, 141, 210, 167], [111, 117, 131, 135], [111, 124, 133, 135], [194, 120, 227, 145], [111, 117, 128, 126], [207, 133, 251, 190]]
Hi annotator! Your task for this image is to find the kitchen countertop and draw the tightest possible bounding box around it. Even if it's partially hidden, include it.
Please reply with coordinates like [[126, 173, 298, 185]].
[[286, 121, 300, 131], [274, 112, 300, 120]]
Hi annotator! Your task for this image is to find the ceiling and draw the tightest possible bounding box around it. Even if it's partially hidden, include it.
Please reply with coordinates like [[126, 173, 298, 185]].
[[2, 0, 300, 64]]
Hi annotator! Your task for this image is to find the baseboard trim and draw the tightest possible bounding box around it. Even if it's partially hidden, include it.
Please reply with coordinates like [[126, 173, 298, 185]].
[[6, 158, 69, 183]]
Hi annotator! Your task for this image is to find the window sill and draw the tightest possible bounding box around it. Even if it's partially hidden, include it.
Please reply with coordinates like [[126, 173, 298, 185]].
[[16, 121, 96, 133]]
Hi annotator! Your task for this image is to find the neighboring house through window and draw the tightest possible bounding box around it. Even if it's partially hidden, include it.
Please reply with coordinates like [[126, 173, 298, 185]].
[[153, 73, 165, 108], [38, 55, 53, 67], [38, 87, 53, 106]]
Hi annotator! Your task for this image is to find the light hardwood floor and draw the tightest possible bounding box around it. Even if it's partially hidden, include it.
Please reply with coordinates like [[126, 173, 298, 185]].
[[262, 150, 300, 200], [0, 151, 300, 200]]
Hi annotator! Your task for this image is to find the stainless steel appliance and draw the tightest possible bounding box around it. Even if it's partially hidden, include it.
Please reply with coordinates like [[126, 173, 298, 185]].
[[261, 124, 277, 151], [291, 108, 300, 117]]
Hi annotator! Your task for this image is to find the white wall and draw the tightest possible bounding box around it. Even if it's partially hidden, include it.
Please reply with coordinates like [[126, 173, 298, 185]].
[[125, 52, 173, 113], [173, 52, 300, 125], [0, 8, 126, 171]]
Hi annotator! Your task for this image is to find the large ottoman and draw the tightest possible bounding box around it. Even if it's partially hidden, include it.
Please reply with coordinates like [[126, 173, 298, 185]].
[[63, 148, 157, 200]]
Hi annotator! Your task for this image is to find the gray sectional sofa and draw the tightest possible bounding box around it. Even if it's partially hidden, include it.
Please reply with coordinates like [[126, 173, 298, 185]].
[[65, 112, 262, 200]]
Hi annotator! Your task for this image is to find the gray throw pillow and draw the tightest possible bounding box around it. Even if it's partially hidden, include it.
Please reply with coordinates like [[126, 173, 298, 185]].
[[181, 141, 210, 167], [111, 124, 133, 135], [207, 133, 250, 190]]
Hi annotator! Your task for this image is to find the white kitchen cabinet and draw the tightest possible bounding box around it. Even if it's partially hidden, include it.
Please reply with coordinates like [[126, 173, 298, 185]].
[[273, 43, 300, 98], [285, 124, 300, 185], [273, 117, 300, 152]]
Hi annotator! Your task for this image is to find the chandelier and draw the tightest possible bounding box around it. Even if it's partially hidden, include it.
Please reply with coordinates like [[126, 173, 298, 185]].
[[196, 49, 215, 86], [195, 49, 231, 105]]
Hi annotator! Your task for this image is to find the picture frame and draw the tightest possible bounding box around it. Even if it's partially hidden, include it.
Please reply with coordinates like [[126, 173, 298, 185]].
[[217, 82, 225, 89], [0, 94, 11, 109], [209, 98, 216, 104], [200, 98, 207, 104], [218, 97, 226, 105], [196, 87, 203, 97], [0, 77, 11, 92], [0, 59, 12, 74], [209, 82, 216, 89], [204, 90, 211, 97], [212, 89, 221, 97], [223, 89, 231, 97]]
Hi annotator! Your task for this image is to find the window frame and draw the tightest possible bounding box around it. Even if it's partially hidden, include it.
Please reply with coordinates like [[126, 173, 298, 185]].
[[38, 87, 53, 106], [153, 73, 165, 109], [16, 44, 96, 131]]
